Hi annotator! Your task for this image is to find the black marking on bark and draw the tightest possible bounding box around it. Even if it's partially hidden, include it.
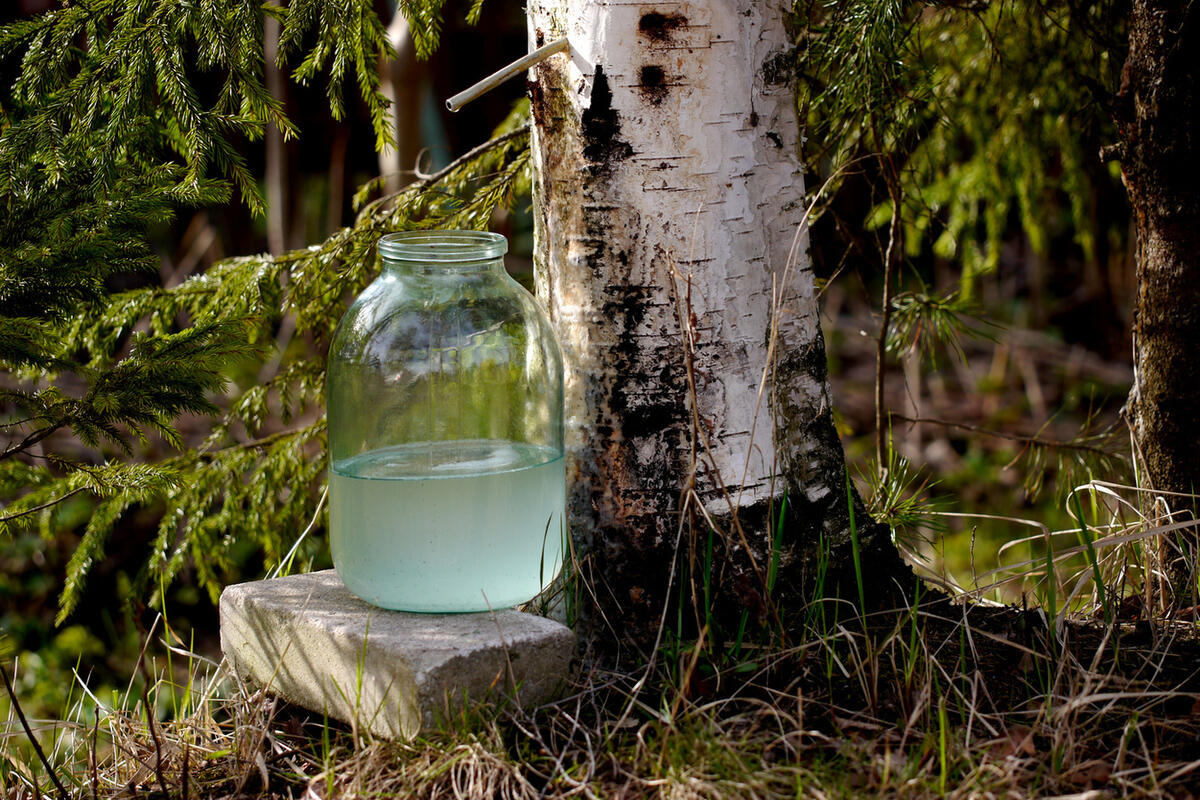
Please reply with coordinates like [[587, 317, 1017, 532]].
[[581, 67, 633, 174], [769, 326, 916, 612], [600, 282, 688, 447], [638, 12, 686, 42], [761, 47, 798, 86], [638, 65, 668, 106], [626, 400, 683, 437], [766, 131, 783, 148]]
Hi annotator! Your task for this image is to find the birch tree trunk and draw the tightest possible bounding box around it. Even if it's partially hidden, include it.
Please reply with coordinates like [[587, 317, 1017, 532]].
[[527, 0, 908, 647]]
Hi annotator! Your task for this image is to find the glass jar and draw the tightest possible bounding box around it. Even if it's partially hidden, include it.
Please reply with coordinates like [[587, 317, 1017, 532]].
[[326, 231, 565, 612]]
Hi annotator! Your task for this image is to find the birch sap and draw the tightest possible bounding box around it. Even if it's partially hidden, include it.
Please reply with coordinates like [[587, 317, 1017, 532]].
[[329, 439, 565, 612]]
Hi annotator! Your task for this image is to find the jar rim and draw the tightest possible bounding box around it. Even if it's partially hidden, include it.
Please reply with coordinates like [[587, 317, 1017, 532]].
[[378, 230, 508, 263]]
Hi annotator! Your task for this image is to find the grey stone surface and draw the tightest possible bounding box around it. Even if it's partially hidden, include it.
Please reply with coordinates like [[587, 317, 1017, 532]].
[[219, 570, 577, 740]]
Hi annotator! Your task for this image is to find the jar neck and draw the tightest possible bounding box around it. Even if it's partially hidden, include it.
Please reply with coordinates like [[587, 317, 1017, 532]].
[[377, 230, 508, 274], [381, 257, 506, 277]]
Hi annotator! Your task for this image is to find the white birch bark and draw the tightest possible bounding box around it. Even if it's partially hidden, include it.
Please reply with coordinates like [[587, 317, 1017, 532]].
[[527, 0, 856, 625]]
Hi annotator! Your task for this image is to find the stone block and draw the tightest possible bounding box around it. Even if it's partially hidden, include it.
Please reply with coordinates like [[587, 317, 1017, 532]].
[[219, 570, 576, 740]]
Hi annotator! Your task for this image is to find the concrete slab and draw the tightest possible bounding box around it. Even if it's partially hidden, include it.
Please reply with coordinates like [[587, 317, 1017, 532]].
[[219, 570, 577, 740]]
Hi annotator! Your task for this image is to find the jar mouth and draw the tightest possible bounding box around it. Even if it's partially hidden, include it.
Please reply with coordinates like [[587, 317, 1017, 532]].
[[378, 230, 508, 264]]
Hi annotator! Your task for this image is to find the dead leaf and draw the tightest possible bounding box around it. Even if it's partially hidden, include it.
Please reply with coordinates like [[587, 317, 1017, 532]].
[[989, 725, 1036, 759], [1173, 604, 1200, 620], [1064, 759, 1112, 787]]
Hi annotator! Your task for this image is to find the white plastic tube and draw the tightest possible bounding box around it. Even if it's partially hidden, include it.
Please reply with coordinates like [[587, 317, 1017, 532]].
[[445, 36, 570, 112]]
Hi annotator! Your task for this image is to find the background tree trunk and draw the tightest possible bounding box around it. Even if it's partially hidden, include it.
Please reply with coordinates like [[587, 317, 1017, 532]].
[[378, 10, 424, 194], [1117, 0, 1200, 606], [527, 0, 907, 651]]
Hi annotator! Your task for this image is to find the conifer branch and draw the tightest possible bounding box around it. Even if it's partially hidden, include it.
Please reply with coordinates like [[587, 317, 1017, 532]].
[[0, 421, 66, 462], [0, 0, 519, 612], [0, 487, 86, 523], [197, 426, 314, 460], [415, 124, 530, 188]]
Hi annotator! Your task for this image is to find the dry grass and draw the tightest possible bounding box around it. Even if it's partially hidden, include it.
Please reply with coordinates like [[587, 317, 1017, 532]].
[[4, 585, 1200, 799]]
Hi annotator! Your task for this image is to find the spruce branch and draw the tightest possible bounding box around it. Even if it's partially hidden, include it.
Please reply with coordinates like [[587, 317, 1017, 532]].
[[0, 420, 66, 462], [0, 0, 528, 613], [413, 124, 530, 188], [0, 486, 86, 523]]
